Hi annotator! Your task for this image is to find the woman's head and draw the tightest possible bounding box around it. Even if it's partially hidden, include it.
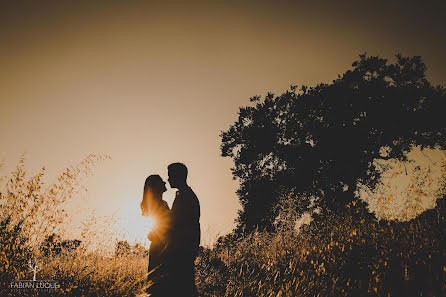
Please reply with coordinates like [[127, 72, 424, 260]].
[[144, 175, 167, 195], [141, 175, 167, 216]]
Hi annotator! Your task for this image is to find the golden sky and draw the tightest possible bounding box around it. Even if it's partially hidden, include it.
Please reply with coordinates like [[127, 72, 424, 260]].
[[1, 0, 445, 244]]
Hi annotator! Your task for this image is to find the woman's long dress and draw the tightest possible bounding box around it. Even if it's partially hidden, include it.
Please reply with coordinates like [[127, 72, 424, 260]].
[[146, 200, 171, 296]]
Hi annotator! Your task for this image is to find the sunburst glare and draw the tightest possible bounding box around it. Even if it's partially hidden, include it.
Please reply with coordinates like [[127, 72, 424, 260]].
[[116, 203, 157, 248]]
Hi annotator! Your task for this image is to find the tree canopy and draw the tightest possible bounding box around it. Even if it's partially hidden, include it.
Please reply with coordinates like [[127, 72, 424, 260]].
[[221, 54, 446, 232]]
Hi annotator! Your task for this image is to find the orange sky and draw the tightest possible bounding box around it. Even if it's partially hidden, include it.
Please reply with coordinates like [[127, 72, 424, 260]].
[[1, 0, 445, 244]]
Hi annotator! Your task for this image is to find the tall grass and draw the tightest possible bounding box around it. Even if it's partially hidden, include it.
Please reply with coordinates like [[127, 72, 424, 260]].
[[1, 155, 445, 296], [197, 198, 445, 297], [0, 155, 151, 296]]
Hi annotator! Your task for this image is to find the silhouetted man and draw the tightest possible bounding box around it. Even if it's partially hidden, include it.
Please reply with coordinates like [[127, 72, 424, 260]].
[[168, 162, 200, 297]]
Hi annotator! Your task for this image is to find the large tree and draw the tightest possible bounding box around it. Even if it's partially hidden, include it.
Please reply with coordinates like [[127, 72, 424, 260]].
[[221, 54, 446, 232]]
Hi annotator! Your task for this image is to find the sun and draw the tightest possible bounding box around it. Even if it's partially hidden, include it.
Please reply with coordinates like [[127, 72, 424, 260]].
[[145, 216, 156, 234], [117, 203, 157, 247], [115, 190, 175, 247]]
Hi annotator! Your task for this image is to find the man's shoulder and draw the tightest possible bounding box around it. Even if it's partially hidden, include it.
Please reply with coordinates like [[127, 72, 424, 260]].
[[173, 187, 198, 205], [178, 187, 200, 211], [180, 186, 197, 198], [186, 187, 200, 204]]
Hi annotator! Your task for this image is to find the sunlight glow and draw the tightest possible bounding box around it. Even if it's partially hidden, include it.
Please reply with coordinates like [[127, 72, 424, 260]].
[[357, 146, 446, 221], [146, 216, 156, 234], [116, 202, 157, 247]]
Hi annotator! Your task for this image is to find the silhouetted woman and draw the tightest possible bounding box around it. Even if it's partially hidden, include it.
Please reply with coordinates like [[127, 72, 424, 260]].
[[140, 174, 171, 296]]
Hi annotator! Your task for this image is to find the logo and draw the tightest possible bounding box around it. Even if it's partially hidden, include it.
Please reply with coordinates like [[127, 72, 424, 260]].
[[9, 258, 60, 293]]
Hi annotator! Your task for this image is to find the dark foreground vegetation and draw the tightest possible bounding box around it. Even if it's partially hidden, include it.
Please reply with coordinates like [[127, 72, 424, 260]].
[[197, 198, 445, 297]]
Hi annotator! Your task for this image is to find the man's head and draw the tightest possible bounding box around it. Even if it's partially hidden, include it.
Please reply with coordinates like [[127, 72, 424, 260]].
[[168, 162, 188, 189]]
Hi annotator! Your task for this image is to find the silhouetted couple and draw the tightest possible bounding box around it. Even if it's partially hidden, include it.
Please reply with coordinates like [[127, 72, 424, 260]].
[[140, 163, 200, 297]]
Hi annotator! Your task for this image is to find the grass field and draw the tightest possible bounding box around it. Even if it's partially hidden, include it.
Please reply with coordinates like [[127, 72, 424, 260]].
[[1, 156, 445, 296]]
